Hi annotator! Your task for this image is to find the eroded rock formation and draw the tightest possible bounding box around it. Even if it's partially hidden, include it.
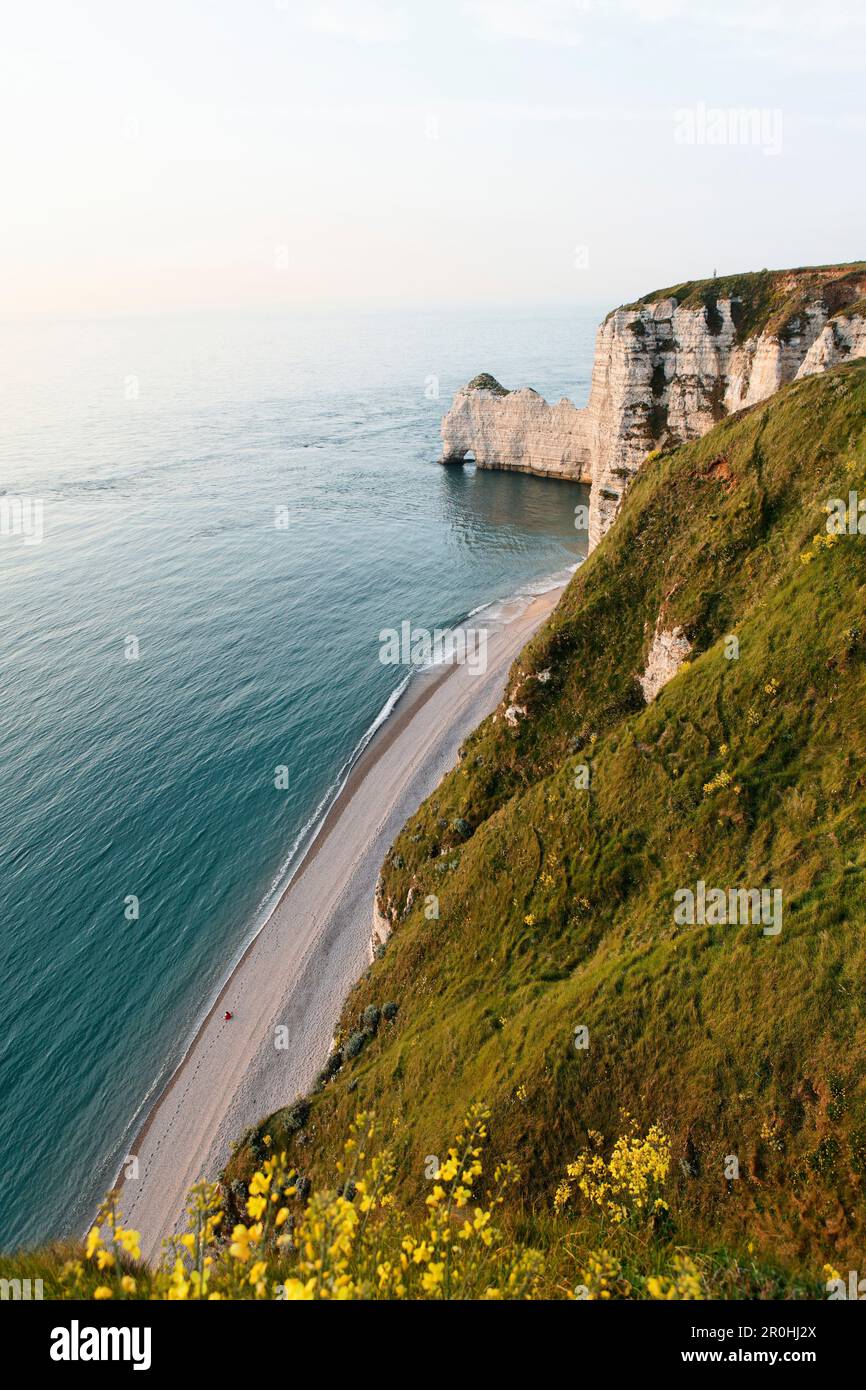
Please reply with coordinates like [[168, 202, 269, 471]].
[[440, 375, 590, 481], [639, 623, 692, 703], [440, 265, 866, 551]]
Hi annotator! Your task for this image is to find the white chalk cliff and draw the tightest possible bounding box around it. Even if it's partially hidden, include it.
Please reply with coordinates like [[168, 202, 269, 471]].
[[638, 623, 692, 704], [440, 266, 866, 551], [439, 374, 590, 481]]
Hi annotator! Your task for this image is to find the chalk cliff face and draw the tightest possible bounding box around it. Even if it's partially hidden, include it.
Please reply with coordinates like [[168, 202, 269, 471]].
[[797, 308, 866, 379], [440, 375, 591, 481], [440, 265, 866, 550], [638, 622, 692, 703]]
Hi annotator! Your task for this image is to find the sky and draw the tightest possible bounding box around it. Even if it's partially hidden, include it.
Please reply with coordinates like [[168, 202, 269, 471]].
[[2, 0, 865, 318]]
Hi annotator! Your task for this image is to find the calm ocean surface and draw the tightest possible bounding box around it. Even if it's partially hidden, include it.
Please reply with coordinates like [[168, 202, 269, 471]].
[[0, 306, 598, 1248]]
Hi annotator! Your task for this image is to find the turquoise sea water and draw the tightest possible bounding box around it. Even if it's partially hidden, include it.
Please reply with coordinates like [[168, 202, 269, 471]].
[[0, 307, 597, 1248]]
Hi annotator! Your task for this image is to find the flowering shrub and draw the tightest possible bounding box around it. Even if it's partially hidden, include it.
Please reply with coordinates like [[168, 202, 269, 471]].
[[577, 1248, 633, 1300], [66, 1106, 543, 1301], [19, 1106, 818, 1300], [702, 767, 733, 796], [800, 526, 840, 565], [555, 1118, 671, 1227], [646, 1254, 703, 1300]]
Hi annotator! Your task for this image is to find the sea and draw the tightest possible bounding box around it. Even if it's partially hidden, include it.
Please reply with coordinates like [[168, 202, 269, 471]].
[[0, 304, 598, 1248]]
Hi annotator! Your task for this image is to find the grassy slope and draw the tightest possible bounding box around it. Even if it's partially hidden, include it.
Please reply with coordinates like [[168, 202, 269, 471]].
[[615, 261, 866, 343], [238, 361, 866, 1275]]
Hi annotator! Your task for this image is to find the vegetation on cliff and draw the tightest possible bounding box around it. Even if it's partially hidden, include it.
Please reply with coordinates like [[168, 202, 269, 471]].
[[616, 261, 866, 343], [237, 360, 866, 1288], [1, 1106, 826, 1299], [464, 372, 510, 395]]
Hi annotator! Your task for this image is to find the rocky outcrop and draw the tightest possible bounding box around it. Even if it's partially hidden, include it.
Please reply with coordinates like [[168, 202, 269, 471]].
[[504, 703, 527, 727], [370, 876, 393, 960], [639, 623, 692, 703], [796, 307, 866, 379], [440, 376, 591, 481], [440, 264, 866, 551]]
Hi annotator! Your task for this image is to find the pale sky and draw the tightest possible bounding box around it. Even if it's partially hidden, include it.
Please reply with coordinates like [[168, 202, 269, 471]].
[[2, 0, 865, 317]]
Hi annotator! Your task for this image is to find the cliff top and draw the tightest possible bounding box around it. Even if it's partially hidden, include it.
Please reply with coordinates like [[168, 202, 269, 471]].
[[614, 261, 866, 343], [463, 373, 510, 395]]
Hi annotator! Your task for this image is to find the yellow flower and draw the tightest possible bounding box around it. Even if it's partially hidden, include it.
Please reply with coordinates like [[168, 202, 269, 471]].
[[646, 1255, 703, 1300], [48, 1097, 547, 1303], [280, 1277, 316, 1300], [703, 768, 732, 796], [93, 1286, 113, 1300], [114, 1227, 141, 1260], [168, 1259, 190, 1300], [554, 1179, 571, 1212], [421, 1261, 445, 1292], [561, 1122, 670, 1225], [229, 1223, 262, 1262]]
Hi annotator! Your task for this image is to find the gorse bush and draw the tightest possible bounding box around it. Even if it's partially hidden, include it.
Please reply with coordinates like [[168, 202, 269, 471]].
[[555, 1116, 672, 1227], [6, 1107, 829, 1299], [56, 1106, 543, 1301], [25, 1107, 805, 1300]]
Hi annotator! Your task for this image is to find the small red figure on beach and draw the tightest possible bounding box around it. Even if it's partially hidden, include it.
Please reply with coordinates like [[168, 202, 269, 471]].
[[224, 1011, 233, 1021]]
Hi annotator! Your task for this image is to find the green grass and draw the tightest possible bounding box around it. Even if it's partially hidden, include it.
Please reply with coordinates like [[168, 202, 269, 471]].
[[0, 1244, 153, 1301], [613, 262, 866, 343], [465, 373, 510, 395], [235, 361, 866, 1282]]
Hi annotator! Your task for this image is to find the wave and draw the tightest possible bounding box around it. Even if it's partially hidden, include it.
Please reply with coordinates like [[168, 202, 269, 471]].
[[465, 560, 581, 622]]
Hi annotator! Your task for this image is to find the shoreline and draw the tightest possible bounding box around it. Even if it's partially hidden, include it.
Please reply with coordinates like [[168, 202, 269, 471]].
[[115, 573, 573, 1261], [112, 657, 455, 1205]]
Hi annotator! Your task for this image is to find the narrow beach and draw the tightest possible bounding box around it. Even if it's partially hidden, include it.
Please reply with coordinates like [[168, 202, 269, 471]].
[[121, 582, 567, 1261]]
